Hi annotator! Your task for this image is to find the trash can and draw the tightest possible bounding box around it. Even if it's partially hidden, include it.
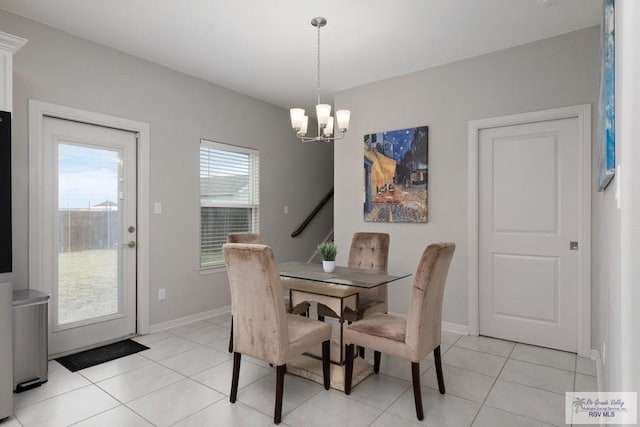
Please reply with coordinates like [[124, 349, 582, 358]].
[[12, 289, 49, 392]]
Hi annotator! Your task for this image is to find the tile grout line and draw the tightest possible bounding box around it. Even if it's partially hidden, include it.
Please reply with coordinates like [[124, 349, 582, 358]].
[[61, 401, 121, 427], [340, 372, 411, 414], [467, 341, 517, 426], [79, 366, 148, 425], [95, 352, 227, 426], [498, 358, 578, 395], [277, 375, 325, 421], [495, 376, 572, 398], [453, 336, 517, 358], [508, 355, 577, 374], [12, 376, 93, 412], [481, 342, 572, 426]]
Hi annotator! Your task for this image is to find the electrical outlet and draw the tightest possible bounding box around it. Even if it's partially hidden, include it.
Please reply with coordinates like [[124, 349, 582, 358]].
[[284, 205, 289, 214], [158, 288, 166, 301]]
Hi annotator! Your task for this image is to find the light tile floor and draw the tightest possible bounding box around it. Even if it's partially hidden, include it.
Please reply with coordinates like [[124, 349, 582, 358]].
[[7, 313, 597, 426]]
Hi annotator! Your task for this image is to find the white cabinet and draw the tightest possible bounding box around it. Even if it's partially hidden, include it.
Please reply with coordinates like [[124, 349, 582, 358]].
[[0, 282, 12, 421], [0, 30, 27, 421]]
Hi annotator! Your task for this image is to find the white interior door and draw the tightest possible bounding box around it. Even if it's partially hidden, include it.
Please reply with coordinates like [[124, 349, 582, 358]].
[[478, 118, 579, 352], [41, 116, 137, 356]]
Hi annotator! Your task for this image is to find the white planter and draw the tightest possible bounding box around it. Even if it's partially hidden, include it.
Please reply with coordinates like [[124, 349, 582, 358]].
[[322, 260, 335, 273]]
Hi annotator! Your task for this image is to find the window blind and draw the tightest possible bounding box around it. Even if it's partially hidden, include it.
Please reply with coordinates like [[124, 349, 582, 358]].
[[200, 140, 259, 268]]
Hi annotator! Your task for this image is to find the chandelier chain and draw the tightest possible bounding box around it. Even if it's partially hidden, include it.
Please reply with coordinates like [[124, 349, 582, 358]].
[[316, 21, 321, 106]]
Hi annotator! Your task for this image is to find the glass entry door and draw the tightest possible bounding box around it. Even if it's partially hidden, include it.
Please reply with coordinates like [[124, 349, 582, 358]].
[[42, 116, 137, 356]]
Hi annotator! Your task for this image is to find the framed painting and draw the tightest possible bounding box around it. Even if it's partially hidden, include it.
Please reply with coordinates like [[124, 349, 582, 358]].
[[598, 0, 615, 191], [363, 126, 428, 223]]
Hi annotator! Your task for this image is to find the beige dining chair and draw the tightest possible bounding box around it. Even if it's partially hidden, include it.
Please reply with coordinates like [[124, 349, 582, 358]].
[[226, 232, 262, 244], [223, 243, 331, 425], [226, 233, 310, 353], [318, 232, 390, 320], [227, 232, 310, 316], [343, 242, 456, 421], [317, 232, 389, 356]]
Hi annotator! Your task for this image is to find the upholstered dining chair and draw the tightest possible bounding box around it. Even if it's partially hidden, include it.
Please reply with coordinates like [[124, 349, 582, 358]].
[[226, 233, 310, 353], [317, 232, 389, 356], [223, 243, 331, 424], [226, 232, 261, 244], [318, 232, 390, 320], [227, 232, 310, 316], [343, 242, 456, 421]]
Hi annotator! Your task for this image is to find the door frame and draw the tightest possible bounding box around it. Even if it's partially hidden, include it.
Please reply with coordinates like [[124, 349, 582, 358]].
[[29, 100, 150, 337], [467, 104, 591, 356]]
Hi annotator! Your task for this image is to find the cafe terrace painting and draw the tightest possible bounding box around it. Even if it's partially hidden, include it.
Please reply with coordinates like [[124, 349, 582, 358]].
[[364, 126, 428, 223]]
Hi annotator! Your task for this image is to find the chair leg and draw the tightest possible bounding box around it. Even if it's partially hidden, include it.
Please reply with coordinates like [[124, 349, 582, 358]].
[[322, 340, 330, 390], [344, 344, 354, 395], [230, 352, 241, 403], [274, 365, 286, 424], [228, 317, 234, 353], [411, 362, 424, 421], [358, 346, 365, 359], [318, 315, 325, 321], [434, 345, 445, 394], [373, 351, 381, 374]]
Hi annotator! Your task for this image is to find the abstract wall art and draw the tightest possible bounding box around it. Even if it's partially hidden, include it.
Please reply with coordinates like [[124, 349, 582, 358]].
[[598, 0, 615, 191]]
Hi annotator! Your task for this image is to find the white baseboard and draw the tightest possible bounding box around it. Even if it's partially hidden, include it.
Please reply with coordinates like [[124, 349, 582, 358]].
[[148, 305, 231, 334], [442, 321, 469, 336], [590, 349, 604, 393], [387, 312, 468, 336]]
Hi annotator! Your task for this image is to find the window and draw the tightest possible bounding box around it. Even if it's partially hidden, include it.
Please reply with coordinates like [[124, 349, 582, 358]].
[[200, 140, 259, 268]]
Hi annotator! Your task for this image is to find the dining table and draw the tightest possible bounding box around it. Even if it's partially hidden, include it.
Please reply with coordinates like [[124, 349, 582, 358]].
[[278, 261, 411, 390]]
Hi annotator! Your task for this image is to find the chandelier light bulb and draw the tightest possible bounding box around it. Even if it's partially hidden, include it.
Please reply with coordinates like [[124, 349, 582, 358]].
[[300, 115, 309, 136], [290, 108, 305, 130], [336, 109, 351, 132], [324, 116, 334, 136], [316, 104, 331, 127]]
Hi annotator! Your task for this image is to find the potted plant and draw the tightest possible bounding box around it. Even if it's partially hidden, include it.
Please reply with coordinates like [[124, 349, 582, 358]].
[[317, 242, 337, 273]]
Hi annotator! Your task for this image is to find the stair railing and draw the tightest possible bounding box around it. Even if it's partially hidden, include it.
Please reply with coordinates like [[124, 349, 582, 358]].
[[290, 188, 334, 238]]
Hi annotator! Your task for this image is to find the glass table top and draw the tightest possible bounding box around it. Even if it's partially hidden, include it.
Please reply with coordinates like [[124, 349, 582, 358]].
[[278, 261, 411, 289]]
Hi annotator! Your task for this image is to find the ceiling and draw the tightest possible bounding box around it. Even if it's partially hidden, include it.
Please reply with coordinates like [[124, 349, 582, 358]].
[[0, 0, 601, 111]]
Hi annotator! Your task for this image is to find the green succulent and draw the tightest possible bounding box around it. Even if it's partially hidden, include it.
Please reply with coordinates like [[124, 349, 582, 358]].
[[317, 242, 337, 261]]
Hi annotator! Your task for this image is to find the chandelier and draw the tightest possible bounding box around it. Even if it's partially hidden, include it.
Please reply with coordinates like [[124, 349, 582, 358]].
[[289, 17, 351, 143]]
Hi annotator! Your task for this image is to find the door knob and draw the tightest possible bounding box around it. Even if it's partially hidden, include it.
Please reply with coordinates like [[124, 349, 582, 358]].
[[124, 240, 136, 248]]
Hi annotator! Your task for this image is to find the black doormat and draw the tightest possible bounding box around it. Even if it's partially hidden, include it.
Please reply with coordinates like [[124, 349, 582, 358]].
[[55, 339, 149, 372]]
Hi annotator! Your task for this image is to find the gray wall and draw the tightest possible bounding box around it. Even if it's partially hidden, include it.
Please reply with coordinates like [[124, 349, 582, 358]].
[[2, 10, 334, 326], [333, 27, 601, 336], [596, 0, 640, 400]]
